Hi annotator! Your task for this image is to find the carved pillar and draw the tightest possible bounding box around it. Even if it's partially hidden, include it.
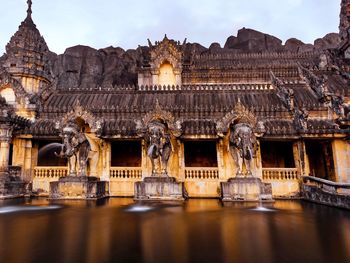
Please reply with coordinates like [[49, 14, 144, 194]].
[[23, 140, 33, 181], [177, 140, 185, 181], [0, 125, 12, 172], [332, 139, 350, 183], [217, 139, 225, 180], [101, 141, 111, 181], [12, 138, 34, 181], [141, 140, 150, 178], [255, 140, 263, 179], [293, 140, 310, 177]]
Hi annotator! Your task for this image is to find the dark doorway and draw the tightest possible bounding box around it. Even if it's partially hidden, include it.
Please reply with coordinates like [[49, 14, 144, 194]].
[[260, 141, 295, 168], [37, 141, 67, 166], [184, 141, 218, 167], [306, 140, 335, 181], [111, 141, 141, 167]]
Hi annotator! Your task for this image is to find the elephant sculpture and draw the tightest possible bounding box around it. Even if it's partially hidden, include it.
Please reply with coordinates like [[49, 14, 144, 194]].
[[146, 121, 172, 176], [229, 123, 257, 176], [55, 122, 99, 177]]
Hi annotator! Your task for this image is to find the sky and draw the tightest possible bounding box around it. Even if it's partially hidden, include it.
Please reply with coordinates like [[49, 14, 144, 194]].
[[0, 0, 341, 55]]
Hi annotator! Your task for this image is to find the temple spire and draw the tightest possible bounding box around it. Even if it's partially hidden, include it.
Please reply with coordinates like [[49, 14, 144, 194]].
[[27, 0, 32, 18]]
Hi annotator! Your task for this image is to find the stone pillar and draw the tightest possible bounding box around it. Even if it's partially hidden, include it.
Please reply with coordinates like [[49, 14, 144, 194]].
[[0, 141, 10, 170], [23, 140, 33, 181], [217, 139, 225, 180], [255, 140, 263, 179], [332, 139, 350, 183], [0, 126, 12, 172], [177, 140, 185, 181], [293, 141, 309, 176], [12, 138, 34, 181], [101, 141, 111, 181], [141, 140, 150, 178]]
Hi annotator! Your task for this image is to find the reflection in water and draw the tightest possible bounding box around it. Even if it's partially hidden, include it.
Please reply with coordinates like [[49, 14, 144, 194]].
[[0, 199, 350, 263]]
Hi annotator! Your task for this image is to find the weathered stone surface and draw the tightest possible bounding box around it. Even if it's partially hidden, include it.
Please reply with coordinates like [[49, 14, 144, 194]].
[[302, 184, 350, 210], [52, 45, 143, 89], [0, 169, 30, 199], [221, 177, 273, 202], [284, 38, 306, 52], [224, 28, 283, 52], [135, 177, 187, 201], [314, 33, 341, 50], [49, 176, 108, 200]]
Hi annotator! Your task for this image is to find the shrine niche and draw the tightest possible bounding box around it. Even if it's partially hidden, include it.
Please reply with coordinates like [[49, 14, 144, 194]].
[[217, 100, 264, 177], [54, 101, 103, 177], [135, 100, 182, 177], [138, 35, 184, 87]]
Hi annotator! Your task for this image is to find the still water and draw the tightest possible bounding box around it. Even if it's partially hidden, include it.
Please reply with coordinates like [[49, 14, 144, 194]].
[[0, 198, 350, 263]]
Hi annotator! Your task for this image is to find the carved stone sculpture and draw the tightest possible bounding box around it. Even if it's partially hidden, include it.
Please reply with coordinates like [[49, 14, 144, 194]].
[[146, 121, 172, 176], [56, 122, 98, 177], [294, 108, 309, 131], [229, 123, 257, 176]]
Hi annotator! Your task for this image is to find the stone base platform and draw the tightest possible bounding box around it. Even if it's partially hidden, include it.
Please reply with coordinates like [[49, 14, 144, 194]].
[[135, 177, 187, 201], [49, 176, 108, 200], [0, 172, 30, 199], [221, 177, 273, 202]]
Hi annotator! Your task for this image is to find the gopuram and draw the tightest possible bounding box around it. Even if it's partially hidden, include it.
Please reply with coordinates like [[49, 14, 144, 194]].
[[0, 0, 349, 200]]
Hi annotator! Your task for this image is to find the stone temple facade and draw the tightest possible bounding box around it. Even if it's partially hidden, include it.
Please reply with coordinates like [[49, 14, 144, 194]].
[[0, 1, 350, 199]]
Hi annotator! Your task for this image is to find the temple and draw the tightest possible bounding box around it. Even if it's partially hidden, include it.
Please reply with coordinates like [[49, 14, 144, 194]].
[[0, 1, 349, 200]]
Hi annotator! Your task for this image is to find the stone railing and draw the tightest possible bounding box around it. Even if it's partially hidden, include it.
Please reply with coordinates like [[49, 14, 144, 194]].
[[262, 168, 299, 181], [302, 176, 350, 195], [185, 167, 219, 180], [302, 176, 350, 209], [110, 167, 142, 180], [34, 166, 68, 178]]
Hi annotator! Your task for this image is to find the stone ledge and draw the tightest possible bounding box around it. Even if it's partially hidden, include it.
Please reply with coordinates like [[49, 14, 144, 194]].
[[49, 176, 108, 200], [302, 184, 350, 210], [221, 177, 273, 202], [135, 177, 187, 201]]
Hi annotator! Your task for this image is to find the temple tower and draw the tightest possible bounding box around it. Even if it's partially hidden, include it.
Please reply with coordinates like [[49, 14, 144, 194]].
[[3, 0, 52, 95]]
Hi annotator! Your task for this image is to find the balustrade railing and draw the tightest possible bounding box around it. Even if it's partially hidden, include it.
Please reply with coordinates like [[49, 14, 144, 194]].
[[302, 176, 350, 195], [34, 167, 68, 178], [110, 167, 142, 180], [262, 168, 299, 181], [185, 168, 219, 180]]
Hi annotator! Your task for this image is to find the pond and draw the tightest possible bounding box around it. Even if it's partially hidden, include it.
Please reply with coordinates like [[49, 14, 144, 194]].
[[0, 198, 349, 263]]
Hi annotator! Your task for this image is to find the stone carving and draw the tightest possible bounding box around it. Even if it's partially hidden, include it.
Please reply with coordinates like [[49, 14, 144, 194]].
[[56, 100, 103, 136], [270, 71, 294, 111], [55, 103, 102, 177], [146, 121, 172, 176], [216, 100, 257, 137], [135, 100, 182, 176], [294, 108, 309, 131], [298, 64, 347, 119], [55, 122, 90, 176], [229, 123, 257, 176]]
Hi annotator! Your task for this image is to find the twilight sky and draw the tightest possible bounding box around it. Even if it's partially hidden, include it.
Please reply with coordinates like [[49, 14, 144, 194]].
[[0, 0, 341, 55]]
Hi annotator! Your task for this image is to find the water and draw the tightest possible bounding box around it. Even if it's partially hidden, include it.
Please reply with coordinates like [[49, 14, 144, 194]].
[[0, 198, 349, 263]]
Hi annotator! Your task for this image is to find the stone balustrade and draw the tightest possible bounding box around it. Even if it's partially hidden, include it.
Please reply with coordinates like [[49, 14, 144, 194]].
[[110, 167, 142, 180], [34, 166, 68, 178], [302, 176, 350, 209], [262, 168, 299, 181], [185, 168, 219, 180]]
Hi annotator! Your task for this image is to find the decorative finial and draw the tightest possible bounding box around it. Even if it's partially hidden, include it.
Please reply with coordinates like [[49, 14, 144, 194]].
[[27, 0, 32, 17]]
